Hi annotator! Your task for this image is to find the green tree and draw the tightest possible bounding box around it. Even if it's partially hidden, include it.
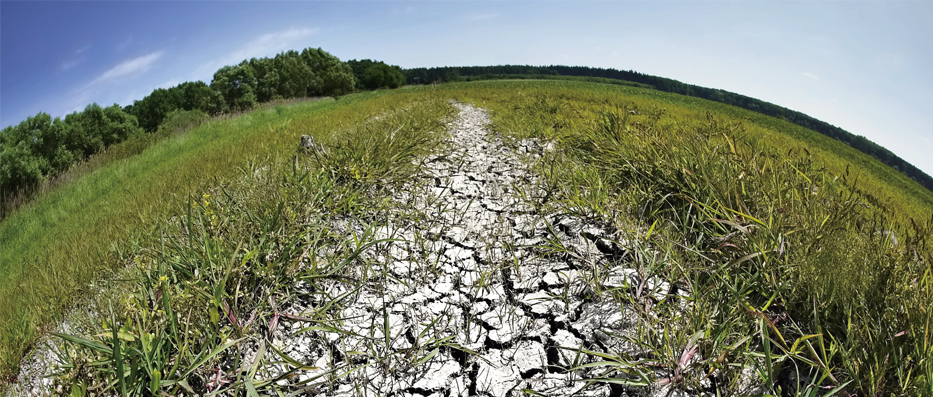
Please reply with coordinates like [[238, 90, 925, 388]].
[[178, 81, 224, 115], [0, 143, 47, 193], [250, 57, 283, 103], [62, 104, 143, 157], [0, 113, 62, 192], [361, 62, 405, 90], [211, 61, 258, 112], [127, 88, 182, 132], [348, 59, 405, 90], [346, 59, 376, 89], [62, 105, 106, 158], [272, 51, 313, 98], [30, 113, 75, 173], [100, 104, 143, 145], [299, 48, 356, 96]]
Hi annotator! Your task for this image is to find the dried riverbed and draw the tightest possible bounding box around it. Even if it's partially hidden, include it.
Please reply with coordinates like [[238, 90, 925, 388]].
[[15, 103, 757, 396], [252, 104, 692, 396]]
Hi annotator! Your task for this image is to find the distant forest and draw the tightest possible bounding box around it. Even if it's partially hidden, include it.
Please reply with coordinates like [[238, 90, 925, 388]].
[[404, 65, 933, 193], [4, 53, 931, 210]]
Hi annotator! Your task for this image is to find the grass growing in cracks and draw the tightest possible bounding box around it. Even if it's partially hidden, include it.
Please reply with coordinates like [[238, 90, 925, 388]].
[[461, 82, 932, 396], [0, 89, 450, 384], [42, 95, 452, 395], [5, 80, 932, 396]]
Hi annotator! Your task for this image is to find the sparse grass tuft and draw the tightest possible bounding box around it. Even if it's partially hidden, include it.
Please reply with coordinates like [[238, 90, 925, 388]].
[[0, 89, 450, 384], [40, 93, 452, 395], [4, 80, 931, 396], [457, 81, 932, 395]]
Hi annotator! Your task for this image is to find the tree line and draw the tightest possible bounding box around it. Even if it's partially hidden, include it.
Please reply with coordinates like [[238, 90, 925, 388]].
[[402, 65, 933, 193], [0, 104, 143, 193], [5, 55, 931, 204], [1, 49, 410, 206]]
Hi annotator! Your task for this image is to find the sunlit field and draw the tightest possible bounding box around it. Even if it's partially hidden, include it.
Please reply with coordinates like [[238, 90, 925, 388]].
[[3, 81, 930, 396]]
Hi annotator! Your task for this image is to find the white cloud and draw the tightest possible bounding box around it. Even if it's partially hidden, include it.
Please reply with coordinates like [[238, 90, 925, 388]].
[[90, 51, 164, 85], [220, 27, 318, 67], [466, 13, 499, 21], [59, 44, 92, 72], [803, 72, 819, 81], [59, 58, 84, 72], [116, 36, 134, 51], [194, 27, 318, 82]]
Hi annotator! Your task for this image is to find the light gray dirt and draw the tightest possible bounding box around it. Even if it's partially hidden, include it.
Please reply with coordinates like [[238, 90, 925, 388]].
[[256, 103, 688, 397], [12, 103, 735, 397]]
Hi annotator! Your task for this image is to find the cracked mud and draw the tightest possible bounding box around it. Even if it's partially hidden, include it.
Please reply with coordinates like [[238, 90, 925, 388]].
[[13, 103, 723, 397], [257, 104, 689, 397]]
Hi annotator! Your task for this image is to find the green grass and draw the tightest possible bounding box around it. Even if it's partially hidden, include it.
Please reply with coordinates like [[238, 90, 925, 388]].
[[442, 80, 932, 395], [0, 88, 448, 381], [3, 79, 932, 396], [39, 91, 453, 396]]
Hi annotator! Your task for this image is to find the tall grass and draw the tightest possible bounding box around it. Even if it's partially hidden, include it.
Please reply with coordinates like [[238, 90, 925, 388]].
[[5, 80, 932, 395], [43, 93, 452, 395], [447, 80, 932, 395], [0, 88, 445, 381]]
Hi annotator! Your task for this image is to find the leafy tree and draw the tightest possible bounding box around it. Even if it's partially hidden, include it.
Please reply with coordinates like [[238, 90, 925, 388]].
[[62, 104, 143, 158], [364, 63, 405, 89], [272, 51, 313, 98], [101, 105, 144, 145], [14, 113, 74, 173], [211, 61, 258, 112], [127, 81, 223, 132], [127, 88, 182, 132], [346, 59, 376, 89], [299, 48, 355, 96], [349, 59, 405, 90], [0, 113, 61, 192], [250, 57, 282, 103], [0, 143, 46, 193], [178, 81, 224, 115], [62, 105, 106, 158]]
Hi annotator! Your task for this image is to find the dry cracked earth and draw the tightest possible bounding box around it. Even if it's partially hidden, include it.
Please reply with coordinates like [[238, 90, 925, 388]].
[[14, 103, 749, 396], [249, 103, 703, 397]]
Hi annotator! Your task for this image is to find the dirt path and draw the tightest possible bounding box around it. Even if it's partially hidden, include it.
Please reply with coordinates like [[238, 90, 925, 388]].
[[261, 103, 671, 396], [15, 103, 711, 397]]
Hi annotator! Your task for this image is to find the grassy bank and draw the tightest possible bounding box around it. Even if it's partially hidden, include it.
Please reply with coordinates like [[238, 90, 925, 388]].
[[4, 80, 931, 395], [0, 88, 445, 380], [445, 80, 933, 395]]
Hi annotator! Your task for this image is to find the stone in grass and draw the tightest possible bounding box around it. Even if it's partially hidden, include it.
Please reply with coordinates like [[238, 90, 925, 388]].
[[300, 135, 326, 154]]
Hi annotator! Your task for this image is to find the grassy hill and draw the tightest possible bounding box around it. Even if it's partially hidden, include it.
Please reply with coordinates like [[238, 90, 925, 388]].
[[405, 65, 933, 194], [2, 80, 931, 396]]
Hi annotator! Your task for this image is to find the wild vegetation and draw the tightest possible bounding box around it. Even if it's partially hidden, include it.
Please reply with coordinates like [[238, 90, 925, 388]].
[[1, 80, 929, 396], [0, 91, 401, 382], [2, 42, 932, 395], [449, 81, 932, 395], [27, 92, 452, 396], [1, 48, 357, 216], [405, 65, 933, 193], [346, 59, 407, 90]]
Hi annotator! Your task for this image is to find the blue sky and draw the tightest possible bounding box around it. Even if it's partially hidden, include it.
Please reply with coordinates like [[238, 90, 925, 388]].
[[2, 1, 931, 177]]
